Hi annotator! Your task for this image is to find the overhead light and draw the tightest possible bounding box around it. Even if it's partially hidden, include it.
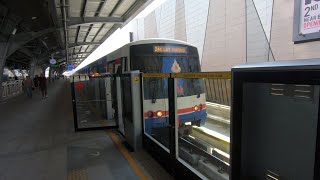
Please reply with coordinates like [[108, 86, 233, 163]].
[[32, 17, 37, 20]]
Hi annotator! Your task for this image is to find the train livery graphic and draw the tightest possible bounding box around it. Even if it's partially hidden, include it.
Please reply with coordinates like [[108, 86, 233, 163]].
[[79, 39, 206, 141]]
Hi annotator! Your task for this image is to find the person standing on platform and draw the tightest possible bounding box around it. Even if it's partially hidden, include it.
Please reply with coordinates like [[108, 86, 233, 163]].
[[24, 76, 33, 98], [33, 75, 39, 93], [39, 73, 48, 98]]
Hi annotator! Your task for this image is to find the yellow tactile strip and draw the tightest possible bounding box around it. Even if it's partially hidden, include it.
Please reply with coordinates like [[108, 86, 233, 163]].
[[67, 168, 88, 180], [107, 131, 148, 180]]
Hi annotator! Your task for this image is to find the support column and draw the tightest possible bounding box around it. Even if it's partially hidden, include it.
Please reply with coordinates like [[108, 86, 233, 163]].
[[0, 42, 10, 101], [29, 57, 37, 78]]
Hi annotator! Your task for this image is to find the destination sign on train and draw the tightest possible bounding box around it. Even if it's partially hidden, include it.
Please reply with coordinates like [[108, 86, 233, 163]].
[[153, 46, 187, 53]]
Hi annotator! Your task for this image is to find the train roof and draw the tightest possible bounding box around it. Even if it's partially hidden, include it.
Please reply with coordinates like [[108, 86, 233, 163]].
[[128, 38, 195, 47]]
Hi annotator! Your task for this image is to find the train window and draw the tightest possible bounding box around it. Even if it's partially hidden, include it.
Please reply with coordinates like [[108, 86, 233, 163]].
[[160, 56, 203, 97], [131, 56, 162, 73], [132, 55, 204, 98]]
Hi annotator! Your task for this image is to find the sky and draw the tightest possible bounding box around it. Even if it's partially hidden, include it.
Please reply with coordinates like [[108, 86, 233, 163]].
[[70, 0, 168, 74]]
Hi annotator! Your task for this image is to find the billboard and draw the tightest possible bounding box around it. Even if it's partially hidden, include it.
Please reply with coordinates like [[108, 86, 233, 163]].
[[293, 0, 320, 43]]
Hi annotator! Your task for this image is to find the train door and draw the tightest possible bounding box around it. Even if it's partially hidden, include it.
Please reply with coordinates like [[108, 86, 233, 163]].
[[121, 71, 142, 150]]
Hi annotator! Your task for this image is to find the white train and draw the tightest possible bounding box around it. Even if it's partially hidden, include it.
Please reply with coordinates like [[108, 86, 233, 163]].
[[80, 38, 207, 142]]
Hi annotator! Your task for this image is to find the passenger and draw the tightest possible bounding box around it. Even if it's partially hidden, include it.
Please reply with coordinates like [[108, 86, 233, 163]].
[[23, 76, 33, 98], [39, 73, 48, 98], [33, 75, 39, 91]]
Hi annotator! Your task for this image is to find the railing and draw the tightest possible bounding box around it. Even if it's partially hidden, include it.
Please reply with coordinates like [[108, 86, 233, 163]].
[[1, 80, 23, 99]]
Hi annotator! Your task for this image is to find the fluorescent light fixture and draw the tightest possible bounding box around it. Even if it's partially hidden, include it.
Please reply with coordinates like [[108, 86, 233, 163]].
[[72, 0, 168, 73]]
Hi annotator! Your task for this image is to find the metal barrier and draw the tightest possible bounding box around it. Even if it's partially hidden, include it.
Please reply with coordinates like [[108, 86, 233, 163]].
[[1, 80, 23, 99], [141, 72, 231, 180]]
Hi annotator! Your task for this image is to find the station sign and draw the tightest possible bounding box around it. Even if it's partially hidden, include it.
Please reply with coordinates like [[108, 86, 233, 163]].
[[49, 58, 57, 65], [68, 64, 75, 71], [50, 64, 59, 68]]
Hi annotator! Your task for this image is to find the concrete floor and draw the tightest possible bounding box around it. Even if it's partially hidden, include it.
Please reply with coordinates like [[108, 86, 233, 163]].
[[0, 80, 138, 180]]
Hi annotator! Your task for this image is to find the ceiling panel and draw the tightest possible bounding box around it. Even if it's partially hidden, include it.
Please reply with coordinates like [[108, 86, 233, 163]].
[[86, 45, 94, 52], [77, 37, 85, 42], [85, 0, 100, 17], [79, 26, 90, 32], [68, 28, 78, 35], [99, 0, 118, 17], [113, 0, 136, 17], [85, 35, 94, 42], [69, 0, 82, 17], [92, 23, 104, 28], [68, 37, 76, 43], [80, 45, 89, 50], [96, 25, 112, 37], [88, 27, 101, 36], [74, 46, 81, 52], [93, 35, 103, 42], [80, 46, 88, 52]]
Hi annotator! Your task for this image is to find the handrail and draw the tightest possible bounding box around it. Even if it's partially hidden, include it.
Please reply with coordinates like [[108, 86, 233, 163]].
[[1, 80, 23, 99]]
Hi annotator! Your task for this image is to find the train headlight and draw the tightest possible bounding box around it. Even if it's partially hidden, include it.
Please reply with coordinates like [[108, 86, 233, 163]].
[[147, 111, 154, 118], [156, 111, 163, 117], [194, 105, 199, 111]]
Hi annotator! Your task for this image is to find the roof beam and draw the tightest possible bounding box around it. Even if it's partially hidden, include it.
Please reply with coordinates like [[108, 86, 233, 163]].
[[68, 52, 90, 55], [68, 17, 124, 27], [6, 28, 56, 58], [68, 42, 101, 48], [18, 48, 33, 58]]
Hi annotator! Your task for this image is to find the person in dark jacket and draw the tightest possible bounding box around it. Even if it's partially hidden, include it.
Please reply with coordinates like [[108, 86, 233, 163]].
[[24, 76, 33, 98], [33, 75, 39, 90], [39, 73, 47, 98]]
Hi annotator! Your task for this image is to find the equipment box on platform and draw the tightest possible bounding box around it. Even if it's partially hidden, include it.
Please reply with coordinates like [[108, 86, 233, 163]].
[[231, 59, 320, 180]]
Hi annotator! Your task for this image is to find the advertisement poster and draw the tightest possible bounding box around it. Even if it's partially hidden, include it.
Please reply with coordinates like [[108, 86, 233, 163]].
[[300, 0, 320, 34]]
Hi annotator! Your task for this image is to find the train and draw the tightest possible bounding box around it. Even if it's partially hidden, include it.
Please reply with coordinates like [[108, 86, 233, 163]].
[[78, 38, 206, 139]]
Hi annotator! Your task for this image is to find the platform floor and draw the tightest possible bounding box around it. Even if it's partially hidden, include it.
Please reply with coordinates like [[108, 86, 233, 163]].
[[0, 79, 173, 180]]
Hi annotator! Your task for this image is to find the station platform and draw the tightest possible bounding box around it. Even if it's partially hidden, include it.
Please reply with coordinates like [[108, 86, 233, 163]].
[[0, 79, 173, 180]]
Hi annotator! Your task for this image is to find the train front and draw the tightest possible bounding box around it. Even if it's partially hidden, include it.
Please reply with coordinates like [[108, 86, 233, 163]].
[[132, 42, 207, 145]]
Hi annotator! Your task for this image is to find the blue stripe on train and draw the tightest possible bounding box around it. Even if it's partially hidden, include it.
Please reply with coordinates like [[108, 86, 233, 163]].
[[144, 110, 207, 135]]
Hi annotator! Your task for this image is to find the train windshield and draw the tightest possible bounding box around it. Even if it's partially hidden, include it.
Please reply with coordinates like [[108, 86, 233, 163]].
[[132, 55, 204, 99]]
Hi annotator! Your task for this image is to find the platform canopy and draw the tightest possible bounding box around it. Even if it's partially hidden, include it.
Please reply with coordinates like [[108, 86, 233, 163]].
[[0, 0, 151, 69]]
